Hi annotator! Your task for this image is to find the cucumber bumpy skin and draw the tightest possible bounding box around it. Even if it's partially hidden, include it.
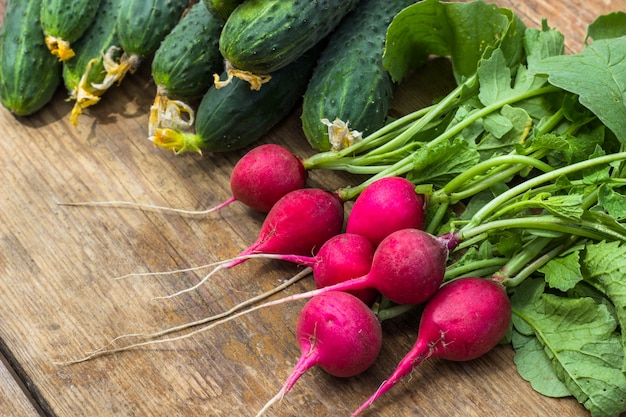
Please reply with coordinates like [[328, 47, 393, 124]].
[[302, 0, 418, 151], [40, 0, 103, 61], [94, 0, 189, 94], [0, 0, 62, 116], [153, 46, 322, 154], [202, 0, 243, 21], [149, 1, 224, 138], [62, 0, 123, 125], [217, 0, 360, 87]]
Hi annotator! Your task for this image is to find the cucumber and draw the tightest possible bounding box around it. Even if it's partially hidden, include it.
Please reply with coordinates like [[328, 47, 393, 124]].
[[62, 0, 123, 125], [218, 0, 360, 77], [302, 0, 416, 151], [40, 0, 103, 61], [95, 0, 189, 93], [0, 0, 62, 116], [149, 1, 224, 138], [202, 0, 243, 21], [118, 0, 188, 58], [152, 46, 322, 153]]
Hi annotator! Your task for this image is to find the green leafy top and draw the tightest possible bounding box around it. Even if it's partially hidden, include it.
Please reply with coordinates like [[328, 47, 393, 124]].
[[512, 278, 626, 417], [530, 36, 626, 145], [382, 0, 525, 83], [303, 4, 626, 415]]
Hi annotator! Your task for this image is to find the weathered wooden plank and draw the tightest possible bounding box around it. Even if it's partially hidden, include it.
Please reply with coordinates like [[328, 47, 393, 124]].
[[0, 0, 624, 416], [0, 352, 42, 417]]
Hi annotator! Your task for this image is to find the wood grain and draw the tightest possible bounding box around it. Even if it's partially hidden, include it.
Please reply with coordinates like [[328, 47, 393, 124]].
[[0, 353, 42, 416], [1, 0, 625, 416]]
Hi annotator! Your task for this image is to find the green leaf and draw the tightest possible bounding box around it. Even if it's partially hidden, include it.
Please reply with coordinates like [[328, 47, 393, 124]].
[[568, 281, 619, 322], [477, 48, 515, 106], [529, 126, 605, 169], [530, 36, 626, 145], [482, 112, 513, 139], [477, 105, 532, 158], [580, 210, 626, 242], [582, 146, 610, 184], [512, 331, 572, 397], [382, 0, 521, 83], [598, 183, 626, 220], [586, 11, 626, 43], [538, 249, 583, 291], [407, 137, 481, 188], [524, 20, 565, 67], [511, 278, 626, 417], [582, 240, 626, 371], [533, 194, 584, 219]]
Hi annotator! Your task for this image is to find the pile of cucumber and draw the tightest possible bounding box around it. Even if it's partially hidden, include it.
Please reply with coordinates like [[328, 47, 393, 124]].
[[0, 0, 417, 152]]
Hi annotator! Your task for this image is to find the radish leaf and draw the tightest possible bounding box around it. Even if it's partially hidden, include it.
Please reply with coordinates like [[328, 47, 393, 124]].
[[382, 0, 524, 83], [598, 184, 626, 219], [512, 331, 572, 398], [407, 137, 480, 187], [582, 240, 626, 372], [538, 249, 583, 291], [530, 36, 626, 145], [511, 278, 626, 417], [586, 11, 626, 44]]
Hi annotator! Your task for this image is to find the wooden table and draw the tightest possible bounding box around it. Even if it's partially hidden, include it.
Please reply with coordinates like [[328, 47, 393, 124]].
[[1, 1, 625, 416]]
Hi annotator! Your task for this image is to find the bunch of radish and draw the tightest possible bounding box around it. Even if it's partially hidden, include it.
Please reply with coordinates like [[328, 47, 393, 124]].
[[217, 171, 510, 415], [65, 144, 519, 415]]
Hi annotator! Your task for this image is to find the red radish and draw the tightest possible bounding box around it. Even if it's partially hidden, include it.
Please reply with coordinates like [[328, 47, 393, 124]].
[[166, 187, 345, 297], [256, 291, 383, 416], [346, 176, 426, 247], [240, 233, 379, 305], [351, 277, 512, 416], [229, 228, 448, 307], [309, 233, 378, 304], [226, 143, 308, 212], [63, 143, 306, 215], [237, 187, 344, 262]]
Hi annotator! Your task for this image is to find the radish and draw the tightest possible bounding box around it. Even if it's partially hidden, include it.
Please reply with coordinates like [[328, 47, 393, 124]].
[[62, 143, 307, 215], [351, 277, 512, 416], [240, 233, 378, 304], [231, 187, 344, 264], [225, 143, 308, 212], [307, 233, 378, 305], [165, 187, 345, 297], [256, 291, 383, 416], [222, 228, 448, 306], [346, 176, 426, 247]]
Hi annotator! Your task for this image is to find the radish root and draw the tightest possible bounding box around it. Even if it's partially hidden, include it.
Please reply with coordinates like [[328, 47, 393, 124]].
[[113, 260, 229, 280], [59, 198, 234, 217], [56, 267, 312, 364], [151, 253, 301, 299]]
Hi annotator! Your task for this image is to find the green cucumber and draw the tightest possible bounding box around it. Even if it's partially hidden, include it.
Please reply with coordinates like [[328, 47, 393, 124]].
[[302, 0, 417, 151], [153, 46, 322, 153], [218, 0, 360, 76], [117, 0, 188, 58], [62, 0, 123, 125], [0, 0, 62, 116], [149, 1, 224, 137], [202, 0, 243, 21], [95, 0, 188, 92], [152, 1, 223, 99], [40, 0, 103, 61]]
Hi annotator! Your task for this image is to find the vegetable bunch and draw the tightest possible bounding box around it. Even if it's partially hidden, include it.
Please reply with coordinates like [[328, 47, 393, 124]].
[[21, 0, 626, 416]]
